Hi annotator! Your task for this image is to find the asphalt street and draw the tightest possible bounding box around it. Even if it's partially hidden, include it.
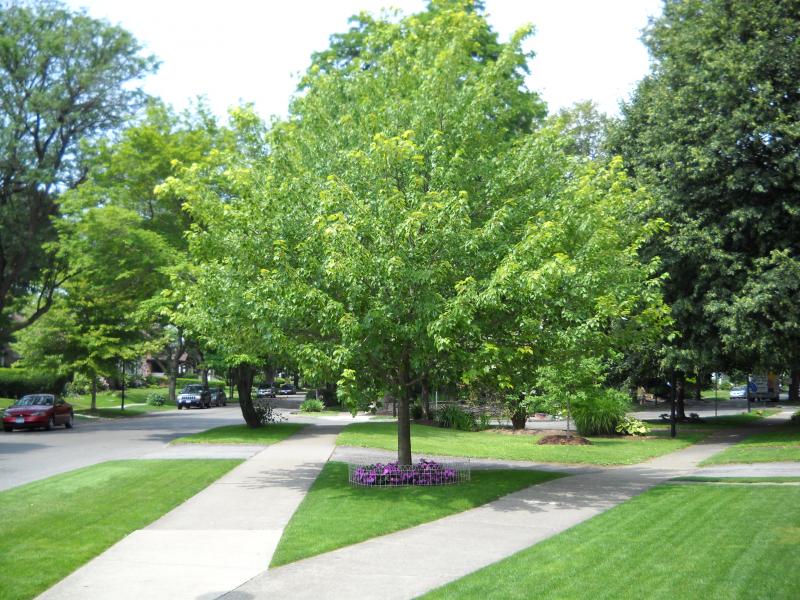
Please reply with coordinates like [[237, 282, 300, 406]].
[[0, 395, 305, 492]]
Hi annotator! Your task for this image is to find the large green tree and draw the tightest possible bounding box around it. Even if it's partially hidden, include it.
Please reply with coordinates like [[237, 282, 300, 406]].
[[0, 0, 156, 341], [175, 1, 666, 460], [613, 0, 800, 402]]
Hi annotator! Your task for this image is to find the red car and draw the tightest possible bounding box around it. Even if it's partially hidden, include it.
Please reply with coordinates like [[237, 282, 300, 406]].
[[3, 394, 74, 432]]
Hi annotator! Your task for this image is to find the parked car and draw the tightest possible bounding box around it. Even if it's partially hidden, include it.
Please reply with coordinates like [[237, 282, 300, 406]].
[[729, 386, 747, 399], [3, 394, 74, 432], [257, 384, 276, 398], [279, 383, 296, 395], [177, 384, 211, 409], [209, 386, 227, 407]]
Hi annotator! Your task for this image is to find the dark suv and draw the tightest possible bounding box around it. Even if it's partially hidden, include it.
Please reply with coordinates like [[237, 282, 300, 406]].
[[177, 384, 211, 409]]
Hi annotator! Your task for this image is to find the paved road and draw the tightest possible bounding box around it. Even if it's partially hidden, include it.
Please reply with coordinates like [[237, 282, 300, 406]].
[[0, 395, 306, 492]]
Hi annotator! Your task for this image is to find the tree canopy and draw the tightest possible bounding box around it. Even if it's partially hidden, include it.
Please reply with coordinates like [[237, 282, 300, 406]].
[[172, 0, 666, 460], [612, 0, 800, 396], [0, 0, 156, 341]]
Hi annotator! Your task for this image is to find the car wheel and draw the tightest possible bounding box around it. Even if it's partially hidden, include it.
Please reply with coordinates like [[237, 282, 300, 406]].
[[3, 425, 12, 432], [177, 405, 182, 410], [65, 413, 74, 429], [45, 416, 54, 431]]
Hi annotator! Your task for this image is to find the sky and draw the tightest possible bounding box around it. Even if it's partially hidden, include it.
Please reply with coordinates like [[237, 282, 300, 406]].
[[65, 0, 664, 121]]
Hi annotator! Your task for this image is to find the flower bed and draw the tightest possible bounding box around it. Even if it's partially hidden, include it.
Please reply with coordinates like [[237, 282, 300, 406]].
[[348, 458, 470, 487]]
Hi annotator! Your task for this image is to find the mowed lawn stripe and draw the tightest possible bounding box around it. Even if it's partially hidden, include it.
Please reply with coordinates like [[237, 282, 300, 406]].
[[423, 483, 800, 599], [701, 430, 800, 465], [0, 459, 241, 600]]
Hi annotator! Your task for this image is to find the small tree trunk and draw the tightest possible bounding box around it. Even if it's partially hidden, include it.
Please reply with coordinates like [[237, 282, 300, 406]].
[[91, 373, 97, 411], [676, 373, 687, 420], [694, 371, 703, 402], [167, 369, 177, 404], [421, 376, 431, 420], [396, 355, 413, 466], [235, 364, 260, 427], [790, 370, 800, 403], [510, 393, 527, 430], [397, 389, 412, 466]]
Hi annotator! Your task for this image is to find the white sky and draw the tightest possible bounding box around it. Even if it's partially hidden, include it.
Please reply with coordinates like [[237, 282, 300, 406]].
[[65, 0, 663, 121]]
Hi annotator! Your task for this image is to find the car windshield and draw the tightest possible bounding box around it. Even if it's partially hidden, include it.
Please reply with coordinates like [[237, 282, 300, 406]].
[[182, 385, 204, 393], [15, 395, 54, 406]]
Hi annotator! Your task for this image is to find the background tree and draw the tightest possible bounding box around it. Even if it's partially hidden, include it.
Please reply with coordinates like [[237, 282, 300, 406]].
[[14, 206, 171, 408], [64, 100, 221, 402], [612, 0, 800, 402], [0, 0, 156, 341]]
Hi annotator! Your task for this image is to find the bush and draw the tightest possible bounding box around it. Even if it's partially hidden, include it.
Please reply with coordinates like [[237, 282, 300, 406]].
[[0, 368, 68, 398], [615, 416, 651, 436], [572, 390, 628, 436], [64, 372, 93, 396], [791, 410, 800, 423], [411, 401, 424, 420], [253, 399, 286, 424], [477, 412, 492, 431], [434, 404, 476, 431], [146, 392, 167, 406], [300, 398, 324, 412]]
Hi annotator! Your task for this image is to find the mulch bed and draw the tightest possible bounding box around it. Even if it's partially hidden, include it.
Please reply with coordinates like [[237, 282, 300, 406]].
[[537, 434, 592, 445]]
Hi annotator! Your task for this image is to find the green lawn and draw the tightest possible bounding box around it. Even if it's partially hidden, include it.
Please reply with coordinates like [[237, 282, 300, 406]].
[[424, 482, 800, 599], [271, 462, 563, 566], [647, 409, 780, 430], [700, 430, 800, 465], [674, 476, 800, 483], [701, 388, 732, 400], [336, 422, 706, 465], [0, 459, 241, 600], [171, 423, 305, 444]]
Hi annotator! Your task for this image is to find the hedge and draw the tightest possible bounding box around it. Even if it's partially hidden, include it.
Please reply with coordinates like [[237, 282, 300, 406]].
[[174, 377, 226, 389], [0, 368, 68, 398]]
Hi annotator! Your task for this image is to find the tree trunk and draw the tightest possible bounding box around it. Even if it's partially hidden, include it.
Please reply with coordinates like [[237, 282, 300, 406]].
[[201, 368, 209, 389], [790, 370, 800, 403], [91, 373, 97, 411], [293, 373, 300, 388], [235, 364, 260, 427], [676, 373, 687, 419], [167, 368, 177, 404], [397, 355, 413, 466], [694, 371, 703, 402], [510, 393, 528, 430], [421, 376, 431, 420]]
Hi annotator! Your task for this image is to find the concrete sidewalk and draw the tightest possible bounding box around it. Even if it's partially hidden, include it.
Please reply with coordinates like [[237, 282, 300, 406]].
[[38, 423, 344, 600], [224, 412, 797, 600]]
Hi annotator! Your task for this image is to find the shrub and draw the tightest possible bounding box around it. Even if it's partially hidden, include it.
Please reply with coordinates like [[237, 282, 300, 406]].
[[300, 398, 324, 412], [477, 412, 492, 431], [253, 399, 286, 424], [791, 410, 800, 423], [434, 404, 476, 431], [175, 377, 224, 389], [146, 392, 167, 406], [64, 372, 93, 396], [615, 416, 651, 436], [572, 389, 628, 436], [0, 368, 67, 398], [411, 401, 424, 420]]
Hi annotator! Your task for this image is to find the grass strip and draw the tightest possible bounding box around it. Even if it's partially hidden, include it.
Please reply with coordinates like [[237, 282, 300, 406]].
[[271, 462, 563, 566], [424, 483, 800, 599], [0, 459, 241, 600], [336, 422, 705, 465], [171, 423, 305, 445], [700, 430, 800, 465], [647, 409, 781, 430], [672, 476, 800, 484]]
